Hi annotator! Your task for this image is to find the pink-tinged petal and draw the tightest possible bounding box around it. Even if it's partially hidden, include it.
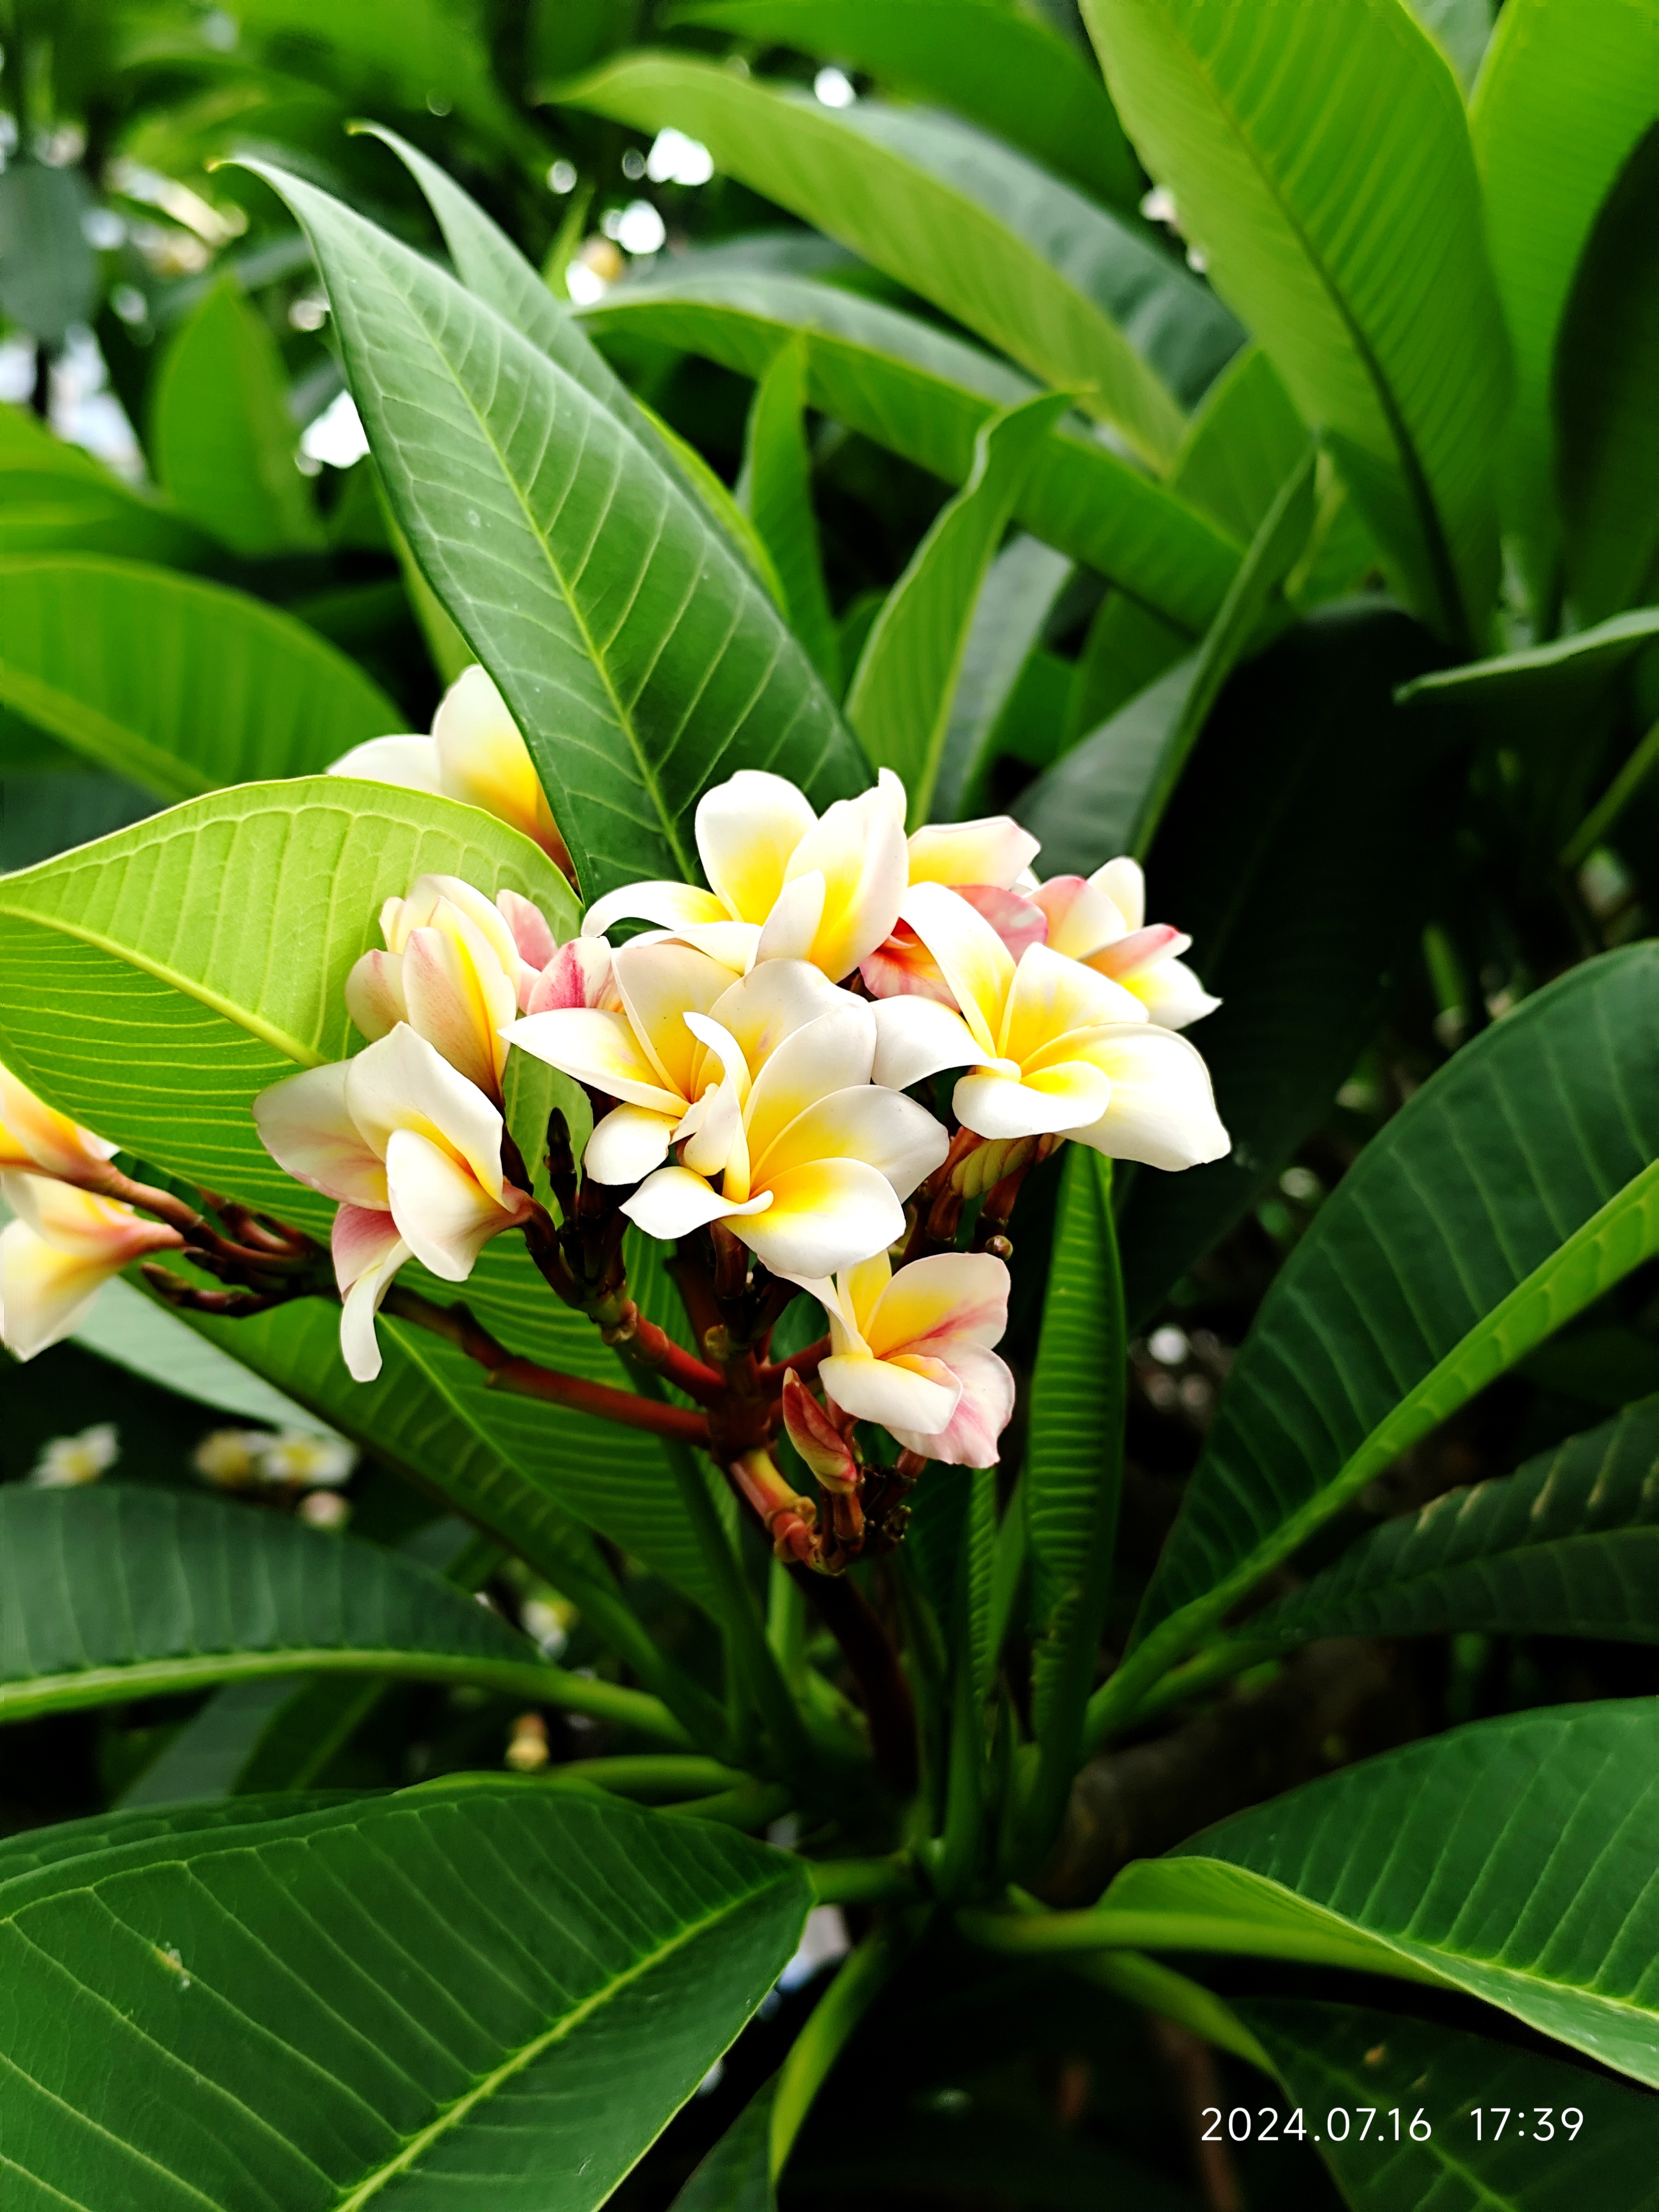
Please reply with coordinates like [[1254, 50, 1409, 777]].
[[583, 1104, 677, 1186], [743, 1003, 877, 1170], [383, 1126, 526, 1282], [622, 1163, 773, 1243], [432, 666, 569, 866], [819, 1347, 961, 1437], [400, 922, 517, 1096], [865, 1250, 1010, 1359], [696, 768, 818, 922], [344, 949, 408, 1044], [782, 1372, 857, 1486], [708, 959, 848, 1076], [524, 937, 616, 1015], [754, 870, 826, 964], [958, 885, 1049, 961], [869, 995, 981, 1090], [326, 734, 443, 793], [254, 1062, 387, 1207], [889, 1344, 1015, 1465], [389, 874, 521, 979], [583, 880, 728, 940], [954, 1059, 1112, 1140], [331, 1203, 401, 1296], [1088, 922, 1184, 975], [859, 921, 958, 1006], [898, 882, 1014, 1056], [505, 1008, 685, 1117], [1116, 950, 1220, 1031], [497, 889, 556, 973], [0, 1064, 117, 1179], [736, 1158, 903, 1280], [1033, 873, 1129, 962], [1001, 942, 1144, 1066], [338, 1228, 412, 1384], [1064, 1024, 1229, 1170], [1, 1174, 178, 1264], [344, 1025, 506, 1201], [1090, 856, 1144, 931], [0, 1218, 123, 1360], [785, 785, 909, 980], [907, 817, 1040, 891], [612, 940, 736, 1099]]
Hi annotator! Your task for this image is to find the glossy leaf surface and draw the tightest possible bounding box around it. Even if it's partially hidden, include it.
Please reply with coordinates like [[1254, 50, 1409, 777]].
[[741, 337, 839, 690], [933, 535, 1073, 822]]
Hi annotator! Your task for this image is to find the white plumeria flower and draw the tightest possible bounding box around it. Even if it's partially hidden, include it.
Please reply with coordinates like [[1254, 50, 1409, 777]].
[[0, 1060, 118, 1181], [1034, 858, 1220, 1031], [806, 1249, 1015, 1466], [259, 1430, 358, 1488], [870, 883, 1229, 1171], [29, 1422, 120, 1487], [345, 873, 541, 1101], [193, 1429, 268, 1489], [0, 1175, 179, 1361], [328, 664, 572, 872], [254, 1023, 532, 1382], [507, 946, 948, 1279]]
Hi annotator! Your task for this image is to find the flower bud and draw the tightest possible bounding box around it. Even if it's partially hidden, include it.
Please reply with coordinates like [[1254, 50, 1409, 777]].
[[782, 1369, 858, 1493], [0, 1062, 118, 1183]]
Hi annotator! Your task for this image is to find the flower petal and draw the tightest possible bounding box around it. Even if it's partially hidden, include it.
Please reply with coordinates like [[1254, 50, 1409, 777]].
[[622, 1163, 773, 1242], [708, 959, 849, 1076], [345, 1024, 507, 1202], [0, 1218, 122, 1360], [754, 869, 826, 964], [400, 923, 516, 1096], [338, 1226, 412, 1384], [737, 1158, 903, 1279], [1109, 947, 1220, 1030], [869, 995, 982, 1090], [954, 1059, 1112, 1139], [433, 666, 568, 863], [1001, 941, 1144, 1066], [0, 1064, 118, 1179], [505, 1007, 685, 1116], [383, 1126, 523, 1282], [756, 1083, 948, 1204], [785, 785, 909, 980], [584, 1103, 677, 1185], [743, 1002, 877, 1170], [613, 939, 737, 1099], [582, 879, 729, 940], [326, 734, 443, 793], [888, 1344, 1016, 1465], [344, 949, 408, 1044], [1033, 873, 1129, 962], [864, 1250, 1010, 1359], [1, 1174, 176, 1264], [908, 817, 1040, 891], [254, 1061, 387, 1207], [497, 889, 556, 973], [898, 882, 1015, 1056], [1090, 856, 1144, 931], [331, 1202, 401, 1296], [523, 936, 615, 1015], [1065, 1024, 1230, 1169], [820, 1347, 961, 1437], [696, 768, 818, 922]]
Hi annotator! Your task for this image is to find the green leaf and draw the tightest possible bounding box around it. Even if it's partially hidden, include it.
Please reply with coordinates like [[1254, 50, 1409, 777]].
[[1108, 1703, 1659, 2087], [0, 1482, 581, 1724], [1238, 1997, 1659, 2209], [1172, 345, 1310, 548], [740, 337, 839, 690], [0, 778, 575, 1222], [1109, 946, 1659, 1727], [1116, 603, 1446, 1325], [1396, 606, 1659, 745], [73, 1275, 335, 1434], [848, 393, 1068, 822], [0, 554, 401, 800], [118, 1677, 326, 1810], [150, 278, 325, 556], [0, 1794, 350, 1887], [1252, 1393, 1659, 1648], [934, 534, 1073, 822], [0, 160, 95, 345], [1083, 0, 1510, 643], [561, 56, 1217, 467], [1554, 124, 1659, 625], [671, 0, 1144, 211], [1017, 440, 1315, 871], [1405, 0, 1495, 95], [1471, 0, 1659, 602], [237, 158, 863, 905], [0, 1784, 809, 2204], [670, 2077, 777, 2212], [0, 401, 217, 567]]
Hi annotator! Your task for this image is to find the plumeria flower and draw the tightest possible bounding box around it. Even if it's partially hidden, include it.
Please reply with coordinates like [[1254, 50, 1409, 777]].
[[1034, 858, 1219, 1031], [802, 1250, 1015, 1465], [345, 874, 537, 1101], [0, 1061, 118, 1183], [507, 947, 948, 1279], [871, 883, 1229, 1170], [863, 794, 1047, 1002], [253, 1023, 533, 1382], [29, 1422, 120, 1487], [0, 1175, 181, 1361], [582, 769, 910, 983], [259, 1430, 358, 1489], [193, 1429, 268, 1490], [329, 665, 573, 874]]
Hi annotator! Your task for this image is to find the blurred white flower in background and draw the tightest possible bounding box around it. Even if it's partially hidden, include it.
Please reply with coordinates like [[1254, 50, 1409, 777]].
[[813, 66, 856, 107], [30, 1422, 120, 1487], [300, 389, 368, 470], [646, 128, 713, 187]]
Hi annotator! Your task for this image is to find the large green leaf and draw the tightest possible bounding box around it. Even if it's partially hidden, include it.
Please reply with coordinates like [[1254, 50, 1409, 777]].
[[1116, 603, 1447, 1326], [848, 394, 1067, 822], [0, 555, 401, 800], [1253, 1394, 1659, 1647], [0, 401, 216, 567], [0, 1784, 809, 2204], [673, 0, 1143, 210], [0, 779, 571, 1219], [933, 535, 1074, 822], [1082, 0, 1510, 644], [561, 56, 1217, 467], [237, 159, 863, 906], [1110, 946, 1659, 1721], [670, 2077, 777, 2212], [0, 1482, 622, 1724], [1470, 0, 1659, 602], [74, 1275, 333, 1434], [1239, 1998, 1659, 2209], [1017, 442, 1314, 872], [0, 160, 95, 346], [1396, 607, 1659, 745], [151, 278, 324, 557], [1554, 123, 1659, 625], [585, 274, 1239, 634], [740, 337, 839, 692], [1171, 345, 1310, 549]]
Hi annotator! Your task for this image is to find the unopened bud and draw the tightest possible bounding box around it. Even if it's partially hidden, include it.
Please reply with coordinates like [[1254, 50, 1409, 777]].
[[505, 1712, 550, 1772], [782, 1371, 858, 1491]]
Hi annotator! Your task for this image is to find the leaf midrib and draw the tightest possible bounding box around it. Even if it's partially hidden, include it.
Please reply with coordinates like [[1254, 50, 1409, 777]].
[[0, 1648, 565, 1719], [0, 661, 210, 801]]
